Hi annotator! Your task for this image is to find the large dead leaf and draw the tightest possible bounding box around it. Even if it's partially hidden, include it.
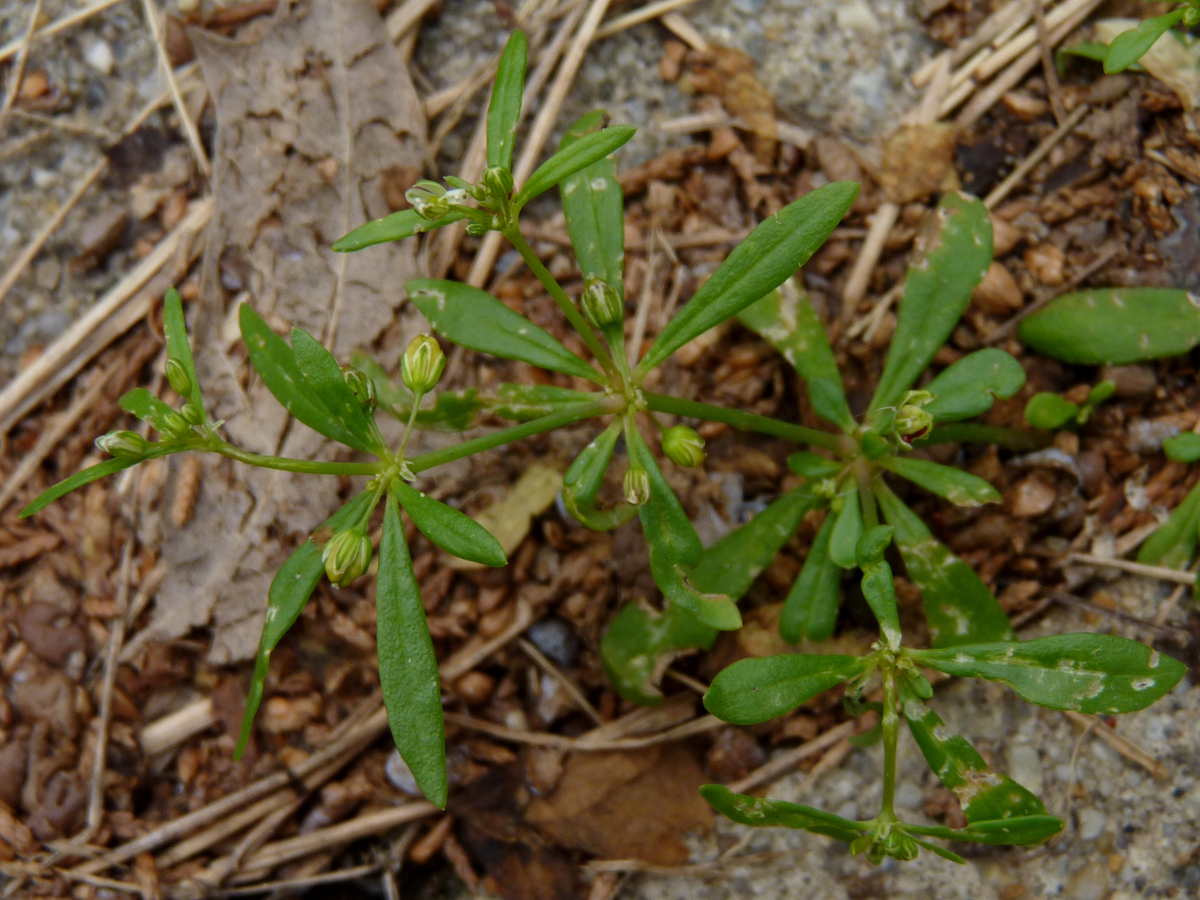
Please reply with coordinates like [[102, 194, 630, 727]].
[[524, 745, 712, 865], [141, 0, 428, 663]]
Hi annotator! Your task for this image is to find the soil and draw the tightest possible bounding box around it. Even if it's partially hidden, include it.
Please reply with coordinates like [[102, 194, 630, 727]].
[[2, 1, 1199, 899]]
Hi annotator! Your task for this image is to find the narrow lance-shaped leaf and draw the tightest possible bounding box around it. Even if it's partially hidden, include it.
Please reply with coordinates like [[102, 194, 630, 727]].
[[788, 451, 842, 479], [828, 485, 863, 569], [1138, 482, 1200, 568], [780, 508, 841, 643], [700, 785, 867, 843], [119, 388, 191, 438], [877, 479, 1014, 646], [291, 328, 384, 453], [408, 279, 604, 384], [513, 126, 636, 210], [235, 490, 377, 759], [704, 652, 871, 725], [1019, 288, 1200, 365], [21, 458, 139, 518], [689, 486, 819, 600], [600, 603, 717, 706], [898, 680, 1049, 824], [560, 111, 624, 298], [239, 304, 373, 452], [869, 192, 993, 415], [333, 209, 466, 253], [923, 348, 1025, 422], [163, 287, 205, 414], [860, 558, 902, 649], [487, 31, 527, 169], [628, 429, 742, 630], [636, 181, 859, 377], [910, 634, 1187, 715], [739, 278, 853, 431], [880, 456, 1001, 507], [562, 421, 637, 530], [378, 492, 448, 807], [392, 479, 506, 567], [905, 816, 1065, 847], [1104, 10, 1187, 73]]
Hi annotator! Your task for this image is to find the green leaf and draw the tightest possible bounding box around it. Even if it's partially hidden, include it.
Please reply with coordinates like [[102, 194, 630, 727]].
[[877, 480, 1014, 646], [898, 681, 1047, 824], [560, 111, 625, 299], [856, 524, 894, 565], [1165, 432, 1200, 463], [487, 31, 527, 169], [739, 279, 853, 431], [562, 421, 637, 530], [163, 287, 205, 415], [513, 126, 636, 210], [704, 652, 871, 724], [1104, 10, 1187, 73], [788, 451, 842, 480], [20, 458, 139, 518], [1024, 392, 1080, 430], [600, 603, 717, 706], [780, 510, 841, 643], [699, 784, 867, 843], [880, 456, 1001, 507], [906, 816, 1064, 847], [629, 429, 742, 630], [408, 278, 603, 384], [1138, 481, 1200, 568], [910, 634, 1187, 715], [828, 486, 863, 569], [870, 192, 993, 415], [239, 304, 374, 452], [378, 492, 447, 807], [1019, 288, 1200, 365], [861, 558, 902, 647], [392, 480, 506, 567], [235, 490, 376, 759], [119, 388, 188, 437], [924, 349, 1025, 422], [290, 328, 383, 453], [332, 209, 466, 253], [1056, 40, 1112, 74], [637, 182, 859, 377], [689, 487, 819, 600]]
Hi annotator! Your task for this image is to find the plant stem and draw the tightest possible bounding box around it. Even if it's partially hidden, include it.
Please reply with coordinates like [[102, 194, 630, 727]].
[[917, 424, 1047, 451], [395, 390, 424, 461], [504, 227, 616, 379], [643, 392, 842, 451], [211, 442, 385, 476], [408, 397, 620, 473], [857, 464, 879, 530], [879, 664, 899, 821]]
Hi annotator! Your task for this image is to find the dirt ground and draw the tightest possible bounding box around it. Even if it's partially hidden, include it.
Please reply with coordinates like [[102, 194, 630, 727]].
[[2, 1, 1199, 899]]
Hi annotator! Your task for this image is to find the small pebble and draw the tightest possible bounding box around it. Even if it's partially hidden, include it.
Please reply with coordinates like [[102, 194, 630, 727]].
[[385, 749, 420, 795], [1064, 860, 1109, 900], [1025, 243, 1065, 286], [1009, 473, 1057, 518], [525, 617, 578, 667], [1078, 807, 1107, 841], [85, 39, 115, 76], [1007, 744, 1044, 796], [972, 261, 1023, 315]]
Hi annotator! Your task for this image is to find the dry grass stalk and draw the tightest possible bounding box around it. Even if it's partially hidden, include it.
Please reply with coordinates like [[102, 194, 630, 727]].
[[0, 0, 127, 64], [218, 862, 381, 897], [1065, 553, 1198, 586], [1032, 0, 1068, 122], [443, 710, 723, 751], [592, 0, 704, 41], [911, 0, 1048, 87], [660, 11, 707, 52], [518, 637, 604, 724], [1062, 710, 1169, 779], [0, 0, 44, 128], [984, 103, 1089, 209], [840, 202, 900, 317], [439, 598, 534, 680], [385, 0, 442, 42], [726, 719, 858, 795], [139, 0, 211, 177], [0, 196, 212, 433]]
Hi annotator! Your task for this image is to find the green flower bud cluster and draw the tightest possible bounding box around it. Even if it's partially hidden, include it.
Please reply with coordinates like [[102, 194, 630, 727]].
[[97, 431, 149, 460], [1185, 6, 1199, 27], [480, 166, 514, 207], [580, 279, 623, 330], [406, 181, 468, 221], [344, 368, 377, 411], [401, 335, 446, 395], [893, 389, 935, 447], [850, 828, 918, 865], [662, 426, 705, 468], [165, 358, 192, 397], [323, 528, 372, 586], [623, 465, 651, 506]]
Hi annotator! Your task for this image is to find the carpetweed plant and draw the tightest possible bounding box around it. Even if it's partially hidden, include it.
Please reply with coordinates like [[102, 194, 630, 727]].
[[21, 30, 1187, 862]]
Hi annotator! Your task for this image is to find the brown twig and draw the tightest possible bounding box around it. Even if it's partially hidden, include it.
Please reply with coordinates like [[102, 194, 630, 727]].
[[518, 637, 603, 725], [140, 0, 210, 177], [1032, 0, 1067, 122], [0, 0, 127, 64], [592, 0, 703, 40], [444, 710, 723, 750], [726, 720, 858, 795], [0, 0, 44, 129], [983, 103, 1089, 209], [1061, 710, 1169, 779], [1064, 553, 1197, 586]]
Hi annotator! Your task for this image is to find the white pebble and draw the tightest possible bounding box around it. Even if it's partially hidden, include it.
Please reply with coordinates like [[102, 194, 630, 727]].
[[1077, 807, 1107, 841], [85, 39, 114, 75]]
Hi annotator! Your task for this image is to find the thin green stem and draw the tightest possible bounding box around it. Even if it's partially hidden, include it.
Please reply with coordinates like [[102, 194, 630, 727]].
[[643, 392, 842, 452], [395, 390, 424, 461], [211, 442, 385, 476], [505, 227, 616, 378], [879, 665, 899, 821], [916, 424, 1048, 452], [408, 397, 621, 474], [857, 463, 879, 530]]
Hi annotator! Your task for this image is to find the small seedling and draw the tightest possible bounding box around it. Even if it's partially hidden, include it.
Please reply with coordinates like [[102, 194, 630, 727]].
[[1024, 380, 1115, 430]]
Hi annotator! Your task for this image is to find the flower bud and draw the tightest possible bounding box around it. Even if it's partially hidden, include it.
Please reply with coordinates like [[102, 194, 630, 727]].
[[580, 278, 623, 330], [1186, 7, 1200, 27], [180, 402, 204, 426], [401, 334, 445, 395], [465, 220, 490, 237], [322, 529, 372, 587], [893, 389, 934, 444], [165, 358, 192, 397], [662, 426, 705, 467], [623, 465, 651, 506], [343, 368, 377, 410], [405, 181, 466, 221], [160, 409, 193, 440], [481, 166, 514, 201], [96, 430, 148, 460]]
